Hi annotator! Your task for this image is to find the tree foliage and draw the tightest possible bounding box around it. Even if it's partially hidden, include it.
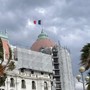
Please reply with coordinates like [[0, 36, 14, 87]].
[[0, 37, 15, 86], [0, 73, 7, 86], [0, 38, 3, 62], [81, 43, 90, 90], [87, 84, 90, 90], [7, 61, 15, 70], [80, 43, 90, 70]]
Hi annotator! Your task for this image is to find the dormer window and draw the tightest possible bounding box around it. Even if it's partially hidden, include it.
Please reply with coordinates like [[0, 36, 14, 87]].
[[20, 68, 25, 73], [39, 47, 45, 52], [31, 70, 34, 74], [41, 72, 44, 75]]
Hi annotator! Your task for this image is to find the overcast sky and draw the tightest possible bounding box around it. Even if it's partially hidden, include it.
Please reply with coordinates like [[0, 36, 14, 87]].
[[0, 0, 90, 89]]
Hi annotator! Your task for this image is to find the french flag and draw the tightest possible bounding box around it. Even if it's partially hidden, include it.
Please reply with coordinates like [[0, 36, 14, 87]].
[[33, 20, 41, 25]]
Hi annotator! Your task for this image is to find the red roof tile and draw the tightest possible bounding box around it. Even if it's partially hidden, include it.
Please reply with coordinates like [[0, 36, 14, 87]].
[[31, 38, 55, 51], [1, 39, 10, 60]]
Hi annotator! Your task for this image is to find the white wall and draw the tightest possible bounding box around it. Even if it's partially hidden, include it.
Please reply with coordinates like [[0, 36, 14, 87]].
[[58, 47, 75, 90], [0, 70, 52, 90]]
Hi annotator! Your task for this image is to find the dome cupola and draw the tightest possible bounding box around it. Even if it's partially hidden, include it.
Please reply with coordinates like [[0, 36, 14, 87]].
[[31, 30, 56, 54], [37, 30, 48, 39]]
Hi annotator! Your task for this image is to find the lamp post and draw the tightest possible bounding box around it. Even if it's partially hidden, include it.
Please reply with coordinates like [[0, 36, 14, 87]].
[[76, 74, 90, 90], [76, 66, 87, 90], [76, 66, 90, 90], [76, 75, 90, 90], [79, 66, 85, 90]]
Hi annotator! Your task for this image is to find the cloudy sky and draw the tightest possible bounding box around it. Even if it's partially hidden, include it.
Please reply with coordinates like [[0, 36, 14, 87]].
[[0, 0, 90, 89]]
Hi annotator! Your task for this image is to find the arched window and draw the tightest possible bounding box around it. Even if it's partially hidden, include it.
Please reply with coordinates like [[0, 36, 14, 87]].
[[32, 81, 36, 89], [21, 80, 26, 88], [44, 82, 48, 90], [10, 78, 15, 87]]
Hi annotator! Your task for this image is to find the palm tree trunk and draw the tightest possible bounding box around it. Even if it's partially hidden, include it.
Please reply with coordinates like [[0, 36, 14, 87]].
[[87, 84, 90, 90]]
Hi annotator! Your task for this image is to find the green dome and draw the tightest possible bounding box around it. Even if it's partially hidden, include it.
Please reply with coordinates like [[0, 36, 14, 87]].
[[0, 33, 8, 39], [38, 30, 48, 40]]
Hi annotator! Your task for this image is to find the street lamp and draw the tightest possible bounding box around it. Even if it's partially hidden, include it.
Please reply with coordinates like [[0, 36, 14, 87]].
[[76, 75, 81, 82], [76, 75, 90, 90], [78, 66, 85, 90], [85, 76, 90, 82], [79, 66, 85, 73], [76, 66, 90, 90]]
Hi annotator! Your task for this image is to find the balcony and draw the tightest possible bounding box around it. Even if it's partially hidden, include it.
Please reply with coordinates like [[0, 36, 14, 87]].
[[56, 84, 61, 89], [53, 62, 59, 65], [52, 56, 58, 59], [56, 88, 61, 90], [56, 81, 61, 83], [31, 74, 36, 78], [53, 68, 59, 71], [53, 74, 60, 78]]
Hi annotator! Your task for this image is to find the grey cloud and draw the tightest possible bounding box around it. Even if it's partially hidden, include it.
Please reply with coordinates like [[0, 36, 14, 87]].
[[60, 0, 90, 19], [0, 0, 53, 31], [0, 0, 90, 76], [3, 0, 53, 12]]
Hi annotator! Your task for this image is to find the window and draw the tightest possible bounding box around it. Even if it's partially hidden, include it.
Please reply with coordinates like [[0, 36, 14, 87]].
[[54, 58, 58, 63], [31, 70, 34, 74], [44, 82, 48, 90], [56, 83, 61, 88], [41, 72, 44, 75], [54, 65, 59, 69], [21, 68, 25, 73], [32, 81, 36, 89], [21, 80, 26, 89], [39, 47, 44, 52], [10, 78, 15, 87], [55, 71, 59, 75], [56, 77, 60, 81], [51, 81, 53, 86]]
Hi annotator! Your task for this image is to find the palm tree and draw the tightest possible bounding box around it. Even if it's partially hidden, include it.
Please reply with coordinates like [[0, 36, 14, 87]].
[[80, 43, 90, 90], [80, 43, 90, 70], [87, 84, 90, 90], [87, 72, 90, 90]]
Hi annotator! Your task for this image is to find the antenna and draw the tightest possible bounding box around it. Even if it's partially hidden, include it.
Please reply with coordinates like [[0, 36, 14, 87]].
[[41, 28, 44, 33], [58, 40, 61, 46], [5, 29, 8, 35]]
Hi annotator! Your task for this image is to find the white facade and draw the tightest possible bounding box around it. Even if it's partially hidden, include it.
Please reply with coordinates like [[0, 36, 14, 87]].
[[0, 46, 75, 90], [0, 31, 75, 90], [58, 46, 75, 90], [0, 47, 53, 90], [0, 70, 52, 90], [0, 45, 75, 90]]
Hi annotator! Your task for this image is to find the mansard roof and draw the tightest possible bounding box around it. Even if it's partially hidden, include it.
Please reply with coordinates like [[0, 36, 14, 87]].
[[14, 47, 53, 73]]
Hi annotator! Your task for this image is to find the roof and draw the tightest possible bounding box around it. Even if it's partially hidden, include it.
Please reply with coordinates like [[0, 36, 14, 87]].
[[15, 47, 53, 73], [0, 32, 8, 39], [37, 30, 48, 39], [31, 30, 55, 52], [1, 38, 10, 59]]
